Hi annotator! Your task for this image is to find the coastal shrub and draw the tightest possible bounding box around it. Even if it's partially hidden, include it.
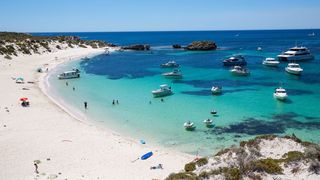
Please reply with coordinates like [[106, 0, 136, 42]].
[[301, 141, 313, 147], [215, 148, 230, 156], [240, 139, 260, 149], [4, 55, 12, 59], [256, 134, 277, 141], [247, 173, 262, 180], [56, 45, 61, 50], [283, 134, 302, 143], [196, 157, 208, 167], [291, 166, 301, 174], [308, 161, 320, 175], [198, 171, 210, 179], [166, 172, 197, 180], [304, 144, 320, 161], [5, 44, 15, 55], [184, 162, 196, 172], [68, 43, 74, 48], [90, 43, 98, 49], [282, 151, 304, 164], [222, 167, 241, 180], [79, 44, 87, 48], [248, 158, 283, 174]]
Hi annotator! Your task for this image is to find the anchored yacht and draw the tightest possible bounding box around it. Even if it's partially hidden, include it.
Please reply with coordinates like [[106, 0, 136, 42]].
[[277, 46, 314, 61]]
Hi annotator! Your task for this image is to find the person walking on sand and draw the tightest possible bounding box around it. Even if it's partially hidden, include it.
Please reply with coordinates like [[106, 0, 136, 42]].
[[34, 163, 39, 174], [84, 101, 88, 109]]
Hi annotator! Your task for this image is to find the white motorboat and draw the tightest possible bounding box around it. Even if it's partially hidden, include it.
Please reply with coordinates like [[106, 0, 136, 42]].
[[151, 84, 173, 98], [184, 121, 196, 131], [277, 46, 314, 61], [262, 58, 280, 67], [223, 55, 247, 66], [211, 86, 222, 95], [162, 69, 182, 78], [57, 69, 80, 79], [160, 61, 180, 68], [257, 47, 263, 51], [203, 119, 213, 127], [210, 110, 217, 115], [285, 63, 303, 75], [230, 66, 250, 76], [273, 87, 288, 101]]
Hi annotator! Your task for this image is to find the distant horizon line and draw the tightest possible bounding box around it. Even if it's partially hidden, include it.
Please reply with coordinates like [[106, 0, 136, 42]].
[[1, 28, 319, 34]]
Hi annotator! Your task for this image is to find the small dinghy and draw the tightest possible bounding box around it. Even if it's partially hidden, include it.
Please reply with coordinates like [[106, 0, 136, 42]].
[[211, 86, 222, 95], [203, 119, 213, 127], [210, 110, 218, 115], [184, 121, 196, 131]]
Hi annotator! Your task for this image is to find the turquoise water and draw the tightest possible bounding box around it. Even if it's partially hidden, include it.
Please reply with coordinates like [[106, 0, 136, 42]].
[[47, 30, 320, 155]]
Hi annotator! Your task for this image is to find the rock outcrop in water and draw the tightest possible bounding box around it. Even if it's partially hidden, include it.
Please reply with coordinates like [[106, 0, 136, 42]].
[[166, 135, 320, 180], [122, 44, 150, 51], [185, 41, 217, 51], [172, 44, 182, 49]]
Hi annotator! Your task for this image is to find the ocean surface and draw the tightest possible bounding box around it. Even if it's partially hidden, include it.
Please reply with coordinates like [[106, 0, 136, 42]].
[[36, 30, 320, 155]]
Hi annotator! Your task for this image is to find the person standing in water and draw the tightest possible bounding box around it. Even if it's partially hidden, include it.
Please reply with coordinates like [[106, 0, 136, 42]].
[[84, 101, 88, 109], [66, 82, 68, 86]]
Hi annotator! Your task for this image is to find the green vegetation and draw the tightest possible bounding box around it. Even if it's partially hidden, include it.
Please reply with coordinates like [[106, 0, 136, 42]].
[[240, 134, 277, 149], [0, 32, 110, 58], [170, 135, 320, 179], [195, 157, 208, 167], [166, 172, 197, 180], [282, 151, 304, 164], [184, 162, 196, 172], [223, 167, 241, 180], [215, 148, 230, 156], [247, 158, 283, 174]]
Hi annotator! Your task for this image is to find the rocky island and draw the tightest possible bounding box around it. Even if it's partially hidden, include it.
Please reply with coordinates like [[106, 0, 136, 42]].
[[122, 44, 150, 51], [185, 41, 217, 51]]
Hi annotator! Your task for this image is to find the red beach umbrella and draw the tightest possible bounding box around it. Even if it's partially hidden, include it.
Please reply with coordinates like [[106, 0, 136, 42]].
[[20, 97, 28, 101]]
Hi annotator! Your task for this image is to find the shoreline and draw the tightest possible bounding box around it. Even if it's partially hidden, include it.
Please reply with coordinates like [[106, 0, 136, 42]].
[[0, 47, 192, 180]]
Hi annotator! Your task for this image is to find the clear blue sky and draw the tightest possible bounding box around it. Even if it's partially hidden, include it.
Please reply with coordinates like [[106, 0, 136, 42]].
[[1, 0, 320, 32]]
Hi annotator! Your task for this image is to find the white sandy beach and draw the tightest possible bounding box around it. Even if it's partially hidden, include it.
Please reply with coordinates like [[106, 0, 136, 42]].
[[0, 47, 192, 180]]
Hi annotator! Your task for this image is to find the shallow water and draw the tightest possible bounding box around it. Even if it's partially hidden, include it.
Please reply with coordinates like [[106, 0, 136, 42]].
[[45, 30, 320, 155]]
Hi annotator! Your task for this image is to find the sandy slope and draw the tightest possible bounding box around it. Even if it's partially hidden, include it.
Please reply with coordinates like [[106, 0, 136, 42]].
[[0, 47, 191, 180]]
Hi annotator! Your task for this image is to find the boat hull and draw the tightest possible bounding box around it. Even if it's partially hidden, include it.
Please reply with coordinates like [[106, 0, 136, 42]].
[[57, 74, 80, 79], [285, 68, 302, 75], [231, 70, 250, 76], [273, 94, 288, 101], [263, 61, 280, 67], [152, 91, 172, 98], [223, 61, 247, 66], [277, 54, 314, 61]]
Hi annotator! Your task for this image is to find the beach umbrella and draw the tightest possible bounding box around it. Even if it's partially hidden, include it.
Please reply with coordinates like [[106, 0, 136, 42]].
[[16, 77, 24, 83], [16, 77, 24, 81], [20, 97, 28, 101]]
